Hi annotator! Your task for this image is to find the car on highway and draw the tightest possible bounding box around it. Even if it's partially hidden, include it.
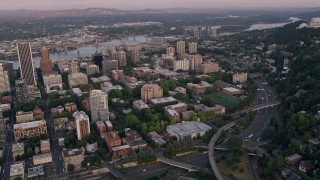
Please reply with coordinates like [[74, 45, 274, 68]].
[[247, 134, 254, 139]]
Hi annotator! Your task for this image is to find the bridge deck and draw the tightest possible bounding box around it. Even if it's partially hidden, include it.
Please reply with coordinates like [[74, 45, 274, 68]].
[[157, 156, 199, 171]]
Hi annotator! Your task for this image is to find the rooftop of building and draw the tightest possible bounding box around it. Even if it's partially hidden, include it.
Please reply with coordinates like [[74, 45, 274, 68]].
[[10, 161, 24, 177], [63, 148, 84, 157], [13, 120, 46, 129], [213, 80, 230, 88], [166, 121, 212, 137], [54, 117, 69, 123], [285, 154, 302, 160], [105, 131, 121, 141], [40, 139, 50, 147], [112, 144, 130, 152], [223, 87, 241, 92], [90, 76, 111, 83], [187, 81, 213, 87], [90, 89, 107, 95], [16, 111, 33, 116], [12, 142, 24, 152], [150, 97, 178, 105], [28, 165, 44, 178], [33, 152, 52, 160], [142, 83, 162, 89], [96, 121, 106, 127], [133, 67, 152, 72], [68, 72, 87, 78], [73, 111, 89, 120]]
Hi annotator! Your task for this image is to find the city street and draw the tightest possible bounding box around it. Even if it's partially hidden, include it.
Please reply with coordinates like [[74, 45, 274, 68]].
[[43, 100, 67, 179]]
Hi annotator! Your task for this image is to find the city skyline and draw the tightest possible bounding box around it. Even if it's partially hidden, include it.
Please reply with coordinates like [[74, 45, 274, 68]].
[[0, 0, 319, 10]]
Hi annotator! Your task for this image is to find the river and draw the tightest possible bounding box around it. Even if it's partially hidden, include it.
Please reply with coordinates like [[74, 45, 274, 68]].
[[13, 35, 147, 69], [247, 17, 301, 31]]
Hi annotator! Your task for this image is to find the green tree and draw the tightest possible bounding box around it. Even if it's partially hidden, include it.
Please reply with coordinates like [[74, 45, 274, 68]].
[[109, 89, 122, 99], [303, 132, 312, 142], [273, 156, 284, 169], [124, 114, 140, 128], [175, 93, 186, 101], [227, 136, 243, 154], [67, 164, 75, 173], [81, 160, 87, 168]]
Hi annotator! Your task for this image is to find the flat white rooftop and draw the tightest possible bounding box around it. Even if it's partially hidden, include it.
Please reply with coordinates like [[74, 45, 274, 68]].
[[14, 120, 46, 129]]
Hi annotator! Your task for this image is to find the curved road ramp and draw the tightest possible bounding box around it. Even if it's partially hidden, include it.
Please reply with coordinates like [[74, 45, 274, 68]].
[[157, 156, 200, 172]]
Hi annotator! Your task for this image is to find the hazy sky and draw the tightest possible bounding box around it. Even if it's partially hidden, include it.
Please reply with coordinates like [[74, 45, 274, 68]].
[[1, 0, 320, 10]]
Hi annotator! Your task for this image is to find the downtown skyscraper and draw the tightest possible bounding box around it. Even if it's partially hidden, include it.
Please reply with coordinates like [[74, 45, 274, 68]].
[[17, 42, 36, 85]]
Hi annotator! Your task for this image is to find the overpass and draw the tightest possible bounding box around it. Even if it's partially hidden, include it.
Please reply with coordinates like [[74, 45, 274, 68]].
[[231, 101, 281, 117], [208, 101, 280, 180], [157, 156, 200, 172], [208, 121, 237, 180]]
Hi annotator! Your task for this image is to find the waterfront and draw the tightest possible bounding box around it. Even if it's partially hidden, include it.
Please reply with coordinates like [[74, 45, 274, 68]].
[[13, 35, 147, 69], [247, 17, 301, 31]]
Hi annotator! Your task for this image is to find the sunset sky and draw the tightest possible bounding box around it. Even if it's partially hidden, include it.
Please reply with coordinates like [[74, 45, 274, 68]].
[[1, 0, 319, 10]]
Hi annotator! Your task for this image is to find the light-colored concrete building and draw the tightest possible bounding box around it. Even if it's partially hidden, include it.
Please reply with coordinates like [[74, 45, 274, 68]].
[[68, 61, 79, 74], [117, 51, 127, 67], [186, 81, 213, 95], [16, 111, 34, 124], [68, 73, 88, 88], [150, 97, 178, 107], [27, 165, 44, 179], [166, 121, 212, 141], [188, 55, 202, 71], [0, 62, 10, 93], [74, 111, 90, 140], [132, 67, 152, 79], [86, 64, 100, 76], [12, 143, 24, 161], [43, 73, 63, 92], [133, 100, 150, 110], [62, 148, 85, 172], [90, 90, 109, 122], [176, 40, 186, 55], [194, 104, 226, 115], [188, 42, 197, 54], [33, 153, 52, 165], [102, 60, 118, 75], [40, 139, 50, 153], [166, 47, 175, 57], [131, 50, 140, 63], [10, 161, 25, 180], [232, 73, 248, 84], [164, 103, 188, 122], [173, 59, 189, 71], [202, 62, 219, 74], [14, 120, 47, 142], [141, 84, 163, 103], [111, 69, 124, 81]]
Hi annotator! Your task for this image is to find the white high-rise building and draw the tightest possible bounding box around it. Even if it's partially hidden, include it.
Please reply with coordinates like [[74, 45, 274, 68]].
[[176, 41, 186, 55], [0, 63, 10, 93], [188, 42, 198, 54], [166, 47, 175, 57], [174, 59, 189, 71], [74, 111, 90, 140], [89, 90, 109, 122]]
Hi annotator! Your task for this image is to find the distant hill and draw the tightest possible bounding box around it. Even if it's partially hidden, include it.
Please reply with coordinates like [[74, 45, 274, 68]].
[[0, 7, 319, 22]]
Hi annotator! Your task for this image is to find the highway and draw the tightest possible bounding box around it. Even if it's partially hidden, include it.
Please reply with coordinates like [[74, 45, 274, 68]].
[[248, 155, 259, 180], [208, 78, 278, 180], [240, 79, 276, 140]]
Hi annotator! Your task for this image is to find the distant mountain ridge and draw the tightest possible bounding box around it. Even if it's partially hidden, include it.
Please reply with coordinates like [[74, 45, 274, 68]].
[[0, 7, 319, 21]]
